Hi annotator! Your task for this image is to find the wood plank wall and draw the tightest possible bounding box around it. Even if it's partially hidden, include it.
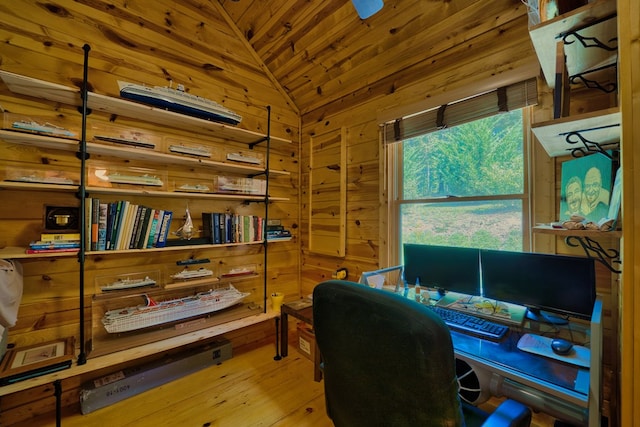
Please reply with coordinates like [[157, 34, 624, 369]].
[[0, 1, 299, 424], [298, 8, 620, 425]]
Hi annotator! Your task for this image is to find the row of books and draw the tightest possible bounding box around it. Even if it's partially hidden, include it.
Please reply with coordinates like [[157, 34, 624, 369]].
[[201, 212, 264, 244], [27, 234, 81, 254], [89, 199, 173, 251]]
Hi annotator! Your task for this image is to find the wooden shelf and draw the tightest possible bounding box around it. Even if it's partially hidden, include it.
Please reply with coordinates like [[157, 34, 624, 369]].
[[533, 225, 621, 238], [529, 0, 617, 88], [85, 186, 288, 201], [0, 309, 277, 397], [85, 240, 264, 256], [531, 107, 620, 157], [0, 70, 291, 145], [0, 130, 290, 177], [86, 142, 289, 176], [0, 181, 79, 193], [0, 246, 78, 259]]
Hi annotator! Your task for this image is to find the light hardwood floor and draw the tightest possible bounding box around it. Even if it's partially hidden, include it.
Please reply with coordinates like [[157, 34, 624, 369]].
[[18, 339, 556, 427]]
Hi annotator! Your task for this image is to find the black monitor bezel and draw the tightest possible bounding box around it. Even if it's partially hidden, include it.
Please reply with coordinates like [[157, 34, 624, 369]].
[[480, 249, 596, 320], [403, 243, 481, 296]]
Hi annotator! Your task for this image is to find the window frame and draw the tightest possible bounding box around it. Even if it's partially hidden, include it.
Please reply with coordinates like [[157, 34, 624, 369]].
[[382, 107, 533, 267]]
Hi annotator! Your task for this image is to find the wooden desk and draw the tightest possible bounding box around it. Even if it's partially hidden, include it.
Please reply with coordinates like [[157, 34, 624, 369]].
[[279, 298, 322, 381]]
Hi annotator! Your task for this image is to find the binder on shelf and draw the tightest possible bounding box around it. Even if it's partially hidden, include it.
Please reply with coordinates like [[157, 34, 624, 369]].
[[105, 202, 117, 250], [141, 208, 157, 249], [156, 210, 173, 248], [97, 203, 108, 251], [149, 209, 164, 248], [201, 212, 216, 244], [128, 205, 144, 249], [90, 198, 100, 251]]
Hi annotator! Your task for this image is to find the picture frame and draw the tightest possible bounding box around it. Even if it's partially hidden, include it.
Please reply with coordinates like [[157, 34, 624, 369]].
[[559, 152, 613, 222], [0, 337, 74, 385]]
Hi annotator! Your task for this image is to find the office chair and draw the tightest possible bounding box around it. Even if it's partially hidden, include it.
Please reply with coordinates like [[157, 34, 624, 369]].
[[312, 280, 532, 427]]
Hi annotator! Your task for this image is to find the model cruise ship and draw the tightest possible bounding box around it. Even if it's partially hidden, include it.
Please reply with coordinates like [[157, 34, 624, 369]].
[[171, 267, 214, 280], [118, 81, 242, 125], [101, 285, 249, 333], [107, 172, 164, 186], [101, 276, 156, 292], [12, 120, 77, 138]]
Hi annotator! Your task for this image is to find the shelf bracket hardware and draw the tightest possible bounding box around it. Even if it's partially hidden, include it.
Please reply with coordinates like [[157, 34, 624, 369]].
[[248, 136, 268, 150], [562, 124, 620, 158], [561, 13, 618, 94], [560, 13, 618, 50], [569, 63, 618, 93], [565, 235, 621, 273]]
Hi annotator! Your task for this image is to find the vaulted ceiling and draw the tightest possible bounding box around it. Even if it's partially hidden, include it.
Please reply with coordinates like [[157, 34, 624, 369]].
[[218, 0, 531, 116]]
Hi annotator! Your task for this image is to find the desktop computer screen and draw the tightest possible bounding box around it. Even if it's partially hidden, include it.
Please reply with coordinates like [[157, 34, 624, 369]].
[[481, 249, 596, 322], [403, 244, 481, 296]]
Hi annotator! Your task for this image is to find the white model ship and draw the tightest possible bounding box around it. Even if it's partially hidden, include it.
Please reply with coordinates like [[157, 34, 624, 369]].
[[12, 120, 77, 138], [107, 172, 164, 186], [220, 266, 255, 278], [171, 267, 214, 280], [101, 276, 156, 292], [226, 152, 262, 165], [176, 183, 210, 193], [101, 284, 250, 333], [12, 174, 75, 185], [118, 81, 242, 125], [169, 144, 212, 157]]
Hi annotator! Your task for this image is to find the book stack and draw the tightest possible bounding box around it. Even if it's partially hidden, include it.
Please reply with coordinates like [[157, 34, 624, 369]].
[[87, 199, 173, 251], [201, 213, 264, 244], [266, 220, 292, 241], [27, 233, 81, 254]]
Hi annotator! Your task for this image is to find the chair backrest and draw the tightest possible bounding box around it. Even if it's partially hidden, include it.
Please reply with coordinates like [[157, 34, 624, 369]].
[[313, 280, 465, 427]]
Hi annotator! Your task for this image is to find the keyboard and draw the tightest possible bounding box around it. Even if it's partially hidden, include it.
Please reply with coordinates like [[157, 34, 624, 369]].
[[427, 305, 509, 341]]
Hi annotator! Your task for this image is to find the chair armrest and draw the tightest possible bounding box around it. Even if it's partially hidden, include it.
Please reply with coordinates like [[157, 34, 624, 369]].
[[481, 399, 532, 427]]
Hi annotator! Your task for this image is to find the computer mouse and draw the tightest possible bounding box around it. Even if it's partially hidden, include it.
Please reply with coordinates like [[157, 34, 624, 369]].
[[551, 338, 573, 355]]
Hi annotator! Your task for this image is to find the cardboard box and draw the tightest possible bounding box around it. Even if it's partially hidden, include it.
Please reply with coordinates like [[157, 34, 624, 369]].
[[296, 323, 316, 362]]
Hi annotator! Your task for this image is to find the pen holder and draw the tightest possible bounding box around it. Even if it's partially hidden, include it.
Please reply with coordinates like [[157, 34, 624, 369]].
[[271, 292, 285, 312]]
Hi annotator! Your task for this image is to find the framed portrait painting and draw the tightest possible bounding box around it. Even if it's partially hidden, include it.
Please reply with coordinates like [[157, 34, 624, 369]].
[[560, 152, 613, 222]]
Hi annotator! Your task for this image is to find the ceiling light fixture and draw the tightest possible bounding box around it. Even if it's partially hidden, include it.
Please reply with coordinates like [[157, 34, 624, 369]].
[[351, 0, 384, 19]]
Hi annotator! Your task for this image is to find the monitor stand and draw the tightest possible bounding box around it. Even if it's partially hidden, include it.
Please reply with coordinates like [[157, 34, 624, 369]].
[[526, 308, 569, 325]]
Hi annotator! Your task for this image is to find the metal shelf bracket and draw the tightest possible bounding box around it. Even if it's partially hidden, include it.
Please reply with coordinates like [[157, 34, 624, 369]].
[[565, 235, 621, 273]]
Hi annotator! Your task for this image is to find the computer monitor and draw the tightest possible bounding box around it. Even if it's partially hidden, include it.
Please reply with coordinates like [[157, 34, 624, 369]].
[[403, 244, 481, 296], [480, 249, 596, 323]]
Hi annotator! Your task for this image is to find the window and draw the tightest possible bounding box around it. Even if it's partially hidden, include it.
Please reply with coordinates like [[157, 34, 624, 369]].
[[383, 81, 536, 264]]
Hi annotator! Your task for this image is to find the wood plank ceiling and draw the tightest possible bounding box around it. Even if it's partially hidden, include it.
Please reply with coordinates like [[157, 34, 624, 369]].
[[218, 0, 530, 116]]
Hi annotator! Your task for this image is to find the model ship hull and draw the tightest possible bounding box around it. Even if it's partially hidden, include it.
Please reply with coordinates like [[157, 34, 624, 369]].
[[94, 135, 156, 149], [107, 173, 164, 186], [169, 144, 211, 157], [101, 276, 156, 292], [102, 285, 249, 333], [12, 120, 77, 138], [171, 267, 214, 280], [118, 81, 242, 126]]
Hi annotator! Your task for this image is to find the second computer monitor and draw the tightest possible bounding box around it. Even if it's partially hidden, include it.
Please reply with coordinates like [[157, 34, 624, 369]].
[[481, 249, 596, 321], [403, 243, 480, 296]]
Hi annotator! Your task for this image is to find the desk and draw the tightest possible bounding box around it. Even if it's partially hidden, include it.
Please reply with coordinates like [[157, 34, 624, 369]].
[[278, 296, 601, 426], [279, 298, 322, 381]]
